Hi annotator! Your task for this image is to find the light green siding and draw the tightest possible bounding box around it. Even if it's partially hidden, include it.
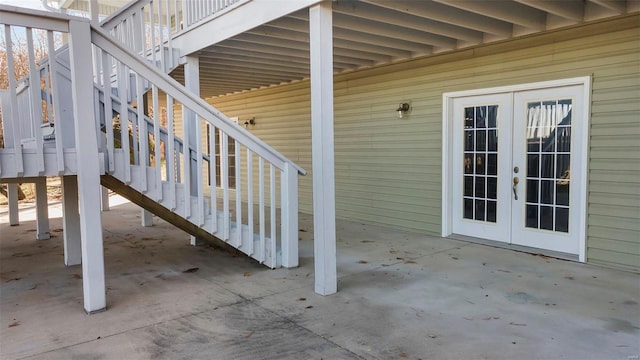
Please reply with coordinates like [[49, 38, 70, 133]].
[[205, 15, 640, 272]]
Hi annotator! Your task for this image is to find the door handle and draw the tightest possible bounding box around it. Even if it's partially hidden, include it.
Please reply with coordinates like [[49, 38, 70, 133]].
[[513, 177, 519, 200]]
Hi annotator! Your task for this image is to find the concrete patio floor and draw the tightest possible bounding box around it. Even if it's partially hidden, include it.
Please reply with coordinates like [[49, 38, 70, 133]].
[[1, 195, 638, 360]]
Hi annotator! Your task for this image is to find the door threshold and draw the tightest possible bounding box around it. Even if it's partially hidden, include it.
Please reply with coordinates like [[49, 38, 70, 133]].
[[448, 234, 579, 262]]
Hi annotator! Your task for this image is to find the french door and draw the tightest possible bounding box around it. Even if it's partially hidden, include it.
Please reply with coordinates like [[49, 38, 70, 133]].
[[451, 84, 586, 256]]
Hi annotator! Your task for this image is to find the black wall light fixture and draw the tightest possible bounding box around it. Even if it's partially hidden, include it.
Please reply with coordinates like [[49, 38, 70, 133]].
[[396, 102, 411, 118], [243, 117, 256, 128]]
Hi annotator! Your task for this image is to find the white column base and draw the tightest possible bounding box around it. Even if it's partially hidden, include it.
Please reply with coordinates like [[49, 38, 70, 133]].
[[141, 209, 153, 227], [8, 183, 19, 226], [101, 187, 110, 211], [35, 179, 50, 240], [63, 176, 82, 266]]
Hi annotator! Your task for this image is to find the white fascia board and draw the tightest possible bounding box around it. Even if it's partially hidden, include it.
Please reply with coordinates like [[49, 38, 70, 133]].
[[172, 0, 323, 57]]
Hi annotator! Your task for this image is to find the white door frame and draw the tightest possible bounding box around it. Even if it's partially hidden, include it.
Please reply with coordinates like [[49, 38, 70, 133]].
[[441, 77, 591, 262]]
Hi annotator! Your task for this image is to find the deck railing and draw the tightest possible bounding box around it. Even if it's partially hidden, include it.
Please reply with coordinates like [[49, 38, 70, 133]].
[[0, 6, 73, 177], [98, 0, 247, 73]]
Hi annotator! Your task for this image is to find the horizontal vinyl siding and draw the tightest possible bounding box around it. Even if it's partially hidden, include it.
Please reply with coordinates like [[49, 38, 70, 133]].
[[203, 16, 639, 271]]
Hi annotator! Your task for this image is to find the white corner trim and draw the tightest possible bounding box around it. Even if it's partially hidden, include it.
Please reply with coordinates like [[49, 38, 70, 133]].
[[578, 76, 592, 263], [441, 93, 452, 237]]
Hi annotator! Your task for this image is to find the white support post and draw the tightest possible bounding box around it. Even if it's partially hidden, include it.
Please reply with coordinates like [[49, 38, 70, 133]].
[[68, 20, 106, 314], [89, 0, 99, 23], [309, 2, 337, 295], [101, 187, 110, 211], [184, 55, 200, 196], [35, 179, 50, 240], [141, 209, 153, 227], [8, 183, 19, 226], [62, 176, 82, 266], [183, 55, 200, 230], [189, 235, 204, 246]]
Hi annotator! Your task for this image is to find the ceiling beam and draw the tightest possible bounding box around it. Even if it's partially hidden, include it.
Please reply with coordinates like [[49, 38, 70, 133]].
[[331, 12, 458, 49], [432, 0, 547, 30], [200, 46, 311, 66], [279, 15, 434, 54], [202, 45, 356, 70], [215, 40, 374, 68], [515, 0, 584, 21], [198, 59, 308, 78], [233, 33, 393, 63], [251, 25, 413, 58], [589, 0, 628, 13], [333, 38, 413, 60], [361, 0, 513, 37], [333, 0, 483, 43], [198, 51, 311, 71], [216, 40, 310, 61], [333, 27, 433, 56], [200, 71, 295, 84]]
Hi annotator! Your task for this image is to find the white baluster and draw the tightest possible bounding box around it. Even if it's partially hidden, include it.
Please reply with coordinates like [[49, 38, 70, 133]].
[[135, 73, 147, 192], [259, 157, 265, 263], [235, 140, 242, 247], [269, 163, 276, 268], [209, 123, 217, 233], [221, 131, 230, 240], [182, 100, 191, 218], [149, 2, 157, 68], [158, 0, 165, 72], [152, 85, 162, 200], [26, 28, 45, 174], [101, 51, 114, 172], [166, 0, 173, 70], [246, 148, 254, 256], [4, 26, 23, 176], [48, 30, 65, 174], [196, 116, 204, 226], [166, 95, 176, 210], [117, 62, 131, 183]]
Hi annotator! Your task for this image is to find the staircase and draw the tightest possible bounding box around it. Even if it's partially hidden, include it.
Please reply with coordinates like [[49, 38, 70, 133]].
[[0, 4, 304, 274]]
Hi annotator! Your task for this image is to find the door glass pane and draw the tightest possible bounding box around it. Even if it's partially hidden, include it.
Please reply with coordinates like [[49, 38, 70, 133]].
[[464, 176, 473, 197], [475, 200, 486, 221], [462, 105, 498, 223], [524, 99, 572, 233], [464, 153, 473, 174], [476, 154, 486, 174], [464, 199, 473, 219], [488, 130, 498, 151], [488, 106, 498, 128], [487, 201, 497, 222], [540, 206, 554, 230], [487, 177, 497, 199], [556, 208, 569, 232], [475, 176, 486, 198], [464, 130, 474, 151], [487, 154, 497, 175], [476, 130, 486, 151], [526, 180, 539, 203]]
